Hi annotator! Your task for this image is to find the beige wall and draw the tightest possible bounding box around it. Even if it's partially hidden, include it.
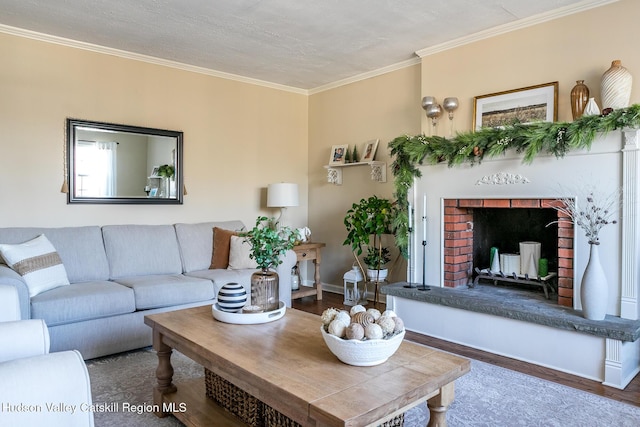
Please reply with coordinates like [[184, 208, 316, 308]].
[[420, 0, 640, 135], [308, 66, 422, 287], [0, 33, 309, 230], [2, 0, 638, 290], [307, 0, 640, 289]]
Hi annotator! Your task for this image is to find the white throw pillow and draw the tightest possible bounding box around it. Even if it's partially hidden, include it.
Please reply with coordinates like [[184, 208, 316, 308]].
[[227, 235, 258, 270], [0, 234, 70, 297]]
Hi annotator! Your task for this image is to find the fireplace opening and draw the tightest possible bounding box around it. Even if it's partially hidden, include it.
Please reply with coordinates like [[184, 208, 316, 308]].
[[472, 208, 558, 272], [443, 198, 574, 307]]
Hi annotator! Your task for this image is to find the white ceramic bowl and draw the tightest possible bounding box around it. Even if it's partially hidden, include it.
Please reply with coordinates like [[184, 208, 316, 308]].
[[320, 326, 405, 366]]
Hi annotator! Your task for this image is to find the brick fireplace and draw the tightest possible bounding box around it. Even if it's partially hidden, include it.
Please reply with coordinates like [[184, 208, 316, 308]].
[[443, 198, 574, 307]]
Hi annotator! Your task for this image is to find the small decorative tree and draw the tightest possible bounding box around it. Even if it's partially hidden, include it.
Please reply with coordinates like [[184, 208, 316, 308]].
[[344, 147, 352, 163], [352, 145, 360, 162]]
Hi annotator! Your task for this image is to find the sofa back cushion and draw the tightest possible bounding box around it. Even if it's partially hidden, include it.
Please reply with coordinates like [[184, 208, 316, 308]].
[[0, 226, 109, 283], [102, 225, 182, 278], [174, 221, 245, 273]]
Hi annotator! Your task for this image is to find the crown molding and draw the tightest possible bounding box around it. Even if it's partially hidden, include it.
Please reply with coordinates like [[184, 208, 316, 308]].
[[415, 0, 618, 58], [308, 57, 421, 95], [0, 23, 308, 95], [0, 21, 422, 96]]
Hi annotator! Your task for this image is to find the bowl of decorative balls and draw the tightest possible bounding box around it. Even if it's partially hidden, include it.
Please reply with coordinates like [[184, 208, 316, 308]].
[[320, 305, 405, 366]]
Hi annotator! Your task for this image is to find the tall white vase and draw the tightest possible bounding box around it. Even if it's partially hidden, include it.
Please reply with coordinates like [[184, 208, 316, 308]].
[[601, 60, 632, 110], [580, 244, 608, 320]]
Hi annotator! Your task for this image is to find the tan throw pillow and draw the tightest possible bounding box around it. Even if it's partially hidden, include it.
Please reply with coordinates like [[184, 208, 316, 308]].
[[210, 227, 238, 269], [0, 234, 70, 297], [228, 235, 258, 270]]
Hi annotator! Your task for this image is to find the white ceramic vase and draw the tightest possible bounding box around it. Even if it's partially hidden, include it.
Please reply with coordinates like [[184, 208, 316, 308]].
[[580, 244, 608, 320], [583, 97, 600, 116], [601, 60, 632, 110]]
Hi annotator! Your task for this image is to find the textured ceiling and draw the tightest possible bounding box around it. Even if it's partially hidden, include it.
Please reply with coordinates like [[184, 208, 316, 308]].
[[0, 0, 614, 90]]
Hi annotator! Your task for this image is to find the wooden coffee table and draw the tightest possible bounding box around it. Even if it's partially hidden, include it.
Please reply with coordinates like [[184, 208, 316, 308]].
[[144, 305, 470, 427]]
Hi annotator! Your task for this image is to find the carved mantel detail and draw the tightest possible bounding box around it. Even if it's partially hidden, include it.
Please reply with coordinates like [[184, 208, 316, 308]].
[[475, 172, 531, 186]]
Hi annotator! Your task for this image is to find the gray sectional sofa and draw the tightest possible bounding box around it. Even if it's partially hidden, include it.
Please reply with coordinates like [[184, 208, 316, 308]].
[[0, 221, 296, 360]]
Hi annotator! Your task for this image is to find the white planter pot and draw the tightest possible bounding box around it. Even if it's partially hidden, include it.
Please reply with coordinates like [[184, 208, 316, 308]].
[[580, 244, 608, 320], [367, 268, 388, 282]]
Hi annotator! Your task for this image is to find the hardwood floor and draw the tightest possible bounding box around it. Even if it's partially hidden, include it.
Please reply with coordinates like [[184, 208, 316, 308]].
[[292, 291, 640, 408]]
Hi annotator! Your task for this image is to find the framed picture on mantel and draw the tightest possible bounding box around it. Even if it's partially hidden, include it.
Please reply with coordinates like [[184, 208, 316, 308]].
[[473, 81, 558, 130]]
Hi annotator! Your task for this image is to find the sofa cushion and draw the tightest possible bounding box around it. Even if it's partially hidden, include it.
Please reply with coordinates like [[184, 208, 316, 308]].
[[228, 235, 258, 270], [102, 225, 183, 278], [0, 226, 110, 283], [174, 221, 245, 273], [0, 234, 70, 297], [114, 274, 214, 310], [30, 281, 135, 327], [210, 227, 238, 269]]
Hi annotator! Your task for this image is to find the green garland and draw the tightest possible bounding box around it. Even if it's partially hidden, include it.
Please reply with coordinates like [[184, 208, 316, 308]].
[[389, 104, 640, 258]]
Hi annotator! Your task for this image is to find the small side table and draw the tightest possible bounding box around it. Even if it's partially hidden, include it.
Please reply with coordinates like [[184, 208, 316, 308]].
[[291, 242, 325, 301]]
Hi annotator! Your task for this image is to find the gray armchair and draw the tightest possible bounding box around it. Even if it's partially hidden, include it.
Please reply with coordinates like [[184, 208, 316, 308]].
[[0, 285, 95, 427]]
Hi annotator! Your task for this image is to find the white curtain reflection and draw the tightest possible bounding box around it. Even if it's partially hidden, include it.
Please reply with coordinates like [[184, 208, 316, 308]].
[[97, 142, 117, 196], [75, 141, 117, 197]]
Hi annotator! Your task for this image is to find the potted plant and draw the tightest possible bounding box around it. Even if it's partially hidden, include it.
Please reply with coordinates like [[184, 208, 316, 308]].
[[363, 246, 391, 281], [343, 195, 396, 284], [157, 164, 174, 178], [240, 216, 297, 311], [157, 164, 175, 197]]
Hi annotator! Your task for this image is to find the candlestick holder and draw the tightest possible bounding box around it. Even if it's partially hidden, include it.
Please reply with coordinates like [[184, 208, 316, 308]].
[[443, 97, 459, 138], [419, 239, 430, 291], [419, 213, 430, 291], [404, 204, 416, 288]]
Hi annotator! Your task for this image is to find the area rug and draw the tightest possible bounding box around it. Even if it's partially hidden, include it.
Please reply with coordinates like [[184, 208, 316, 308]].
[[86, 348, 640, 427]]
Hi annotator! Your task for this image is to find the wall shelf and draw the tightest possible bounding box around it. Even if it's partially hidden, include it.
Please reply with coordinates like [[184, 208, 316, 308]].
[[323, 161, 386, 185]]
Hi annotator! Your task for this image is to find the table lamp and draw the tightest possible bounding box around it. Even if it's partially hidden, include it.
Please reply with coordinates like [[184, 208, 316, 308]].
[[267, 182, 299, 226]]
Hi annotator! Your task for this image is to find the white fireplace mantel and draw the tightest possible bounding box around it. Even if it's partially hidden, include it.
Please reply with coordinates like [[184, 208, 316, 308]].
[[408, 129, 640, 320], [394, 129, 640, 388]]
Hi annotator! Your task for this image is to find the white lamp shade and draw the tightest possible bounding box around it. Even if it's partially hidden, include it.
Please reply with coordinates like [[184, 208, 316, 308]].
[[267, 183, 299, 207]]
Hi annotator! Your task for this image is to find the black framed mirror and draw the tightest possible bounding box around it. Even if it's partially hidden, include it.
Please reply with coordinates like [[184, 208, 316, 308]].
[[67, 119, 183, 204]]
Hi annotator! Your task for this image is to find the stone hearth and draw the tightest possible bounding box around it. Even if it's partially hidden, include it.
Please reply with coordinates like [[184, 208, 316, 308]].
[[382, 282, 640, 342]]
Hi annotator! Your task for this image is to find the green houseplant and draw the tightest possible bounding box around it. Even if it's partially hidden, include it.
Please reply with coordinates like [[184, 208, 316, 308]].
[[343, 196, 396, 284], [156, 164, 175, 197], [240, 216, 296, 311], [157, 164, 175, 178], [363, 246, 391, 271], [240, 216, 297, 269]]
